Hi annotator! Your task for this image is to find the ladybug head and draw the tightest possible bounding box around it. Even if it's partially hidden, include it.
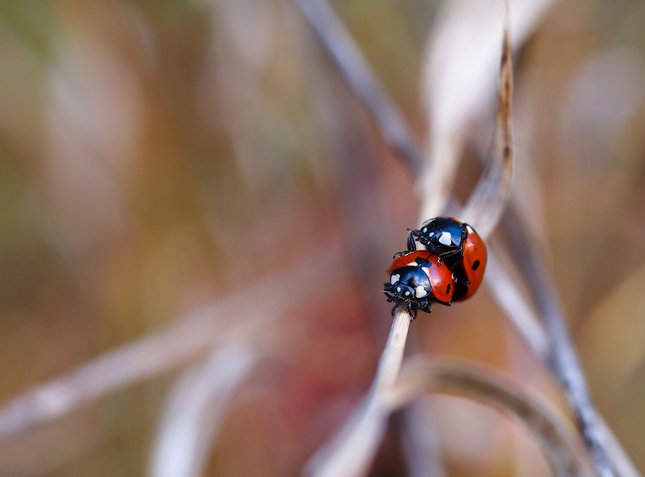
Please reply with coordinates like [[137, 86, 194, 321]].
[[382, 266, 432, 304], [413, 217, 466, 254]]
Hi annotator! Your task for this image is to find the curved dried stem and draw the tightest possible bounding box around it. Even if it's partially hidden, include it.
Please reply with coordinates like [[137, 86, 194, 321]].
[[459, 24, 513, 238], [386, 357, 595, 477], [304, 306, 412, 477]]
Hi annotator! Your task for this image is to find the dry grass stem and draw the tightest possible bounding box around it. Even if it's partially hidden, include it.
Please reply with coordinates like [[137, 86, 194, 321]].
[[0, 247, 343, 439], [600, 419, 641, 477], [304, 306, 412, 477], [507, 216, 618, 477], [459, 26, 513, 239], [418, 0, 557, 220], [295, 0, 424, 175], [387, 358, 596, 477]]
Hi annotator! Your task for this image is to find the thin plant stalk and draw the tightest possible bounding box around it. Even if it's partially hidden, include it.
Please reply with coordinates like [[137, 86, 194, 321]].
[[504, 208, 615, 477], [0, 246, 344, 440], [459, 24, 513, 238], [294, 0, 423, 176], [304, 306, 412, 477]]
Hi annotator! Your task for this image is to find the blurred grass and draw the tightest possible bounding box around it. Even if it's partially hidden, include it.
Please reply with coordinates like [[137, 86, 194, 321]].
[[0, 0, 645, 476]]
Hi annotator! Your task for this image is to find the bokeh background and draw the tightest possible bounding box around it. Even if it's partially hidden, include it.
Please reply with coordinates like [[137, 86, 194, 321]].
[[1, 0, 645, 475]]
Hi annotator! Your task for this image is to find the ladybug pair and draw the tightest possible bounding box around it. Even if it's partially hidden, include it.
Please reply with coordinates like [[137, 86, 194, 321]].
[[382, 217, 487, 316]]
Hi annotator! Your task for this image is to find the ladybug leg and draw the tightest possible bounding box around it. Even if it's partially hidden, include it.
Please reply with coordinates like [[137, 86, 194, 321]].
[[407, 302, 418, 320], [453, 274, 471, 287], [443, 248, 464, 261], [415, 298, 432, 314], [407, 230, 418, 252], [439, 248, 464, 270]]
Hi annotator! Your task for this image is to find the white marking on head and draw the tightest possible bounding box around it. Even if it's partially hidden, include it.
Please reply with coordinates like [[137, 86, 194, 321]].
[[396, 286, 401, 293], [439, 231, 452, 246], [404, 290, 410, 296], [415, 286, 428, 298], [422, 227, 427, 233], [390, 274, 400, 285]]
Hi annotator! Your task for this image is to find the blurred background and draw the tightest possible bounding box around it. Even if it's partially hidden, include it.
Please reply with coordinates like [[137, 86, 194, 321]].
[[1, 0, 645, 475]]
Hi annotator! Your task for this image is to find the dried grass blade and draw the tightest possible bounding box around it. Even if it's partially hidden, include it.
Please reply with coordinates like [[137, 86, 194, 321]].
[[386, 358, 596, 477], [460, 19, 513, 239], [506, 216, 618, 477], [599, 418, 641, 477], [419, 0, 556, 223], [304, 306, 412, 477], [0, 247, 343, 439]]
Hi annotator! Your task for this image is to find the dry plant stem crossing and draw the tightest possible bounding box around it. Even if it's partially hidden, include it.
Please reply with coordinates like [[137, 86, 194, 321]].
[[294, 1, 630, 476]]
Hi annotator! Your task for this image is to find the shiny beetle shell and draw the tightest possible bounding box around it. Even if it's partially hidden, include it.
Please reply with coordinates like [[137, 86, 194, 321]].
[[452, 227, 487, 301], [383, 251, 454, 314]]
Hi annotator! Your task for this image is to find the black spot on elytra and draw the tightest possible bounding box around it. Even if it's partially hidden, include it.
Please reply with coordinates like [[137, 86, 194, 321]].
[[446, 283, 451, 294], [473, 260, 480, 270]]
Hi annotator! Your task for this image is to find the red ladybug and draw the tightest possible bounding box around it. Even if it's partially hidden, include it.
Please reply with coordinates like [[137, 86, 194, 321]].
[[451, 226, 487, 301], [383, 251, 454, 316], [404, 217, 487, 303]]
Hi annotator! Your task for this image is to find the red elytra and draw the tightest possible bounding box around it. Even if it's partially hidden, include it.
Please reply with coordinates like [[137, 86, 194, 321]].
[[386, 251, 454, 304], [452, 229, 487, 301]]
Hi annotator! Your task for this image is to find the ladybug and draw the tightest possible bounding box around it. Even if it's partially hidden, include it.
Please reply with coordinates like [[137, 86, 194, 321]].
[[406, 217, 471, 269], [383, 251, 454, 316], [451, 226, 487, 301], [405, 217, 488, 303]]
